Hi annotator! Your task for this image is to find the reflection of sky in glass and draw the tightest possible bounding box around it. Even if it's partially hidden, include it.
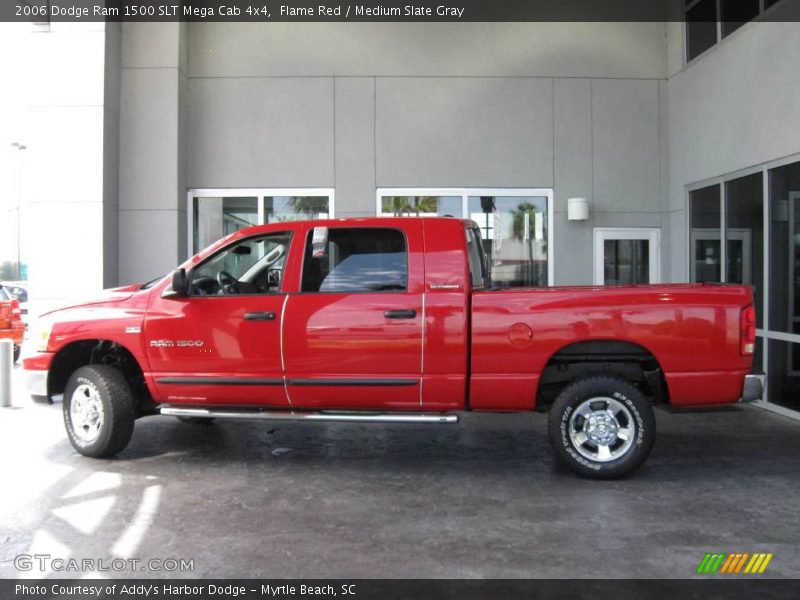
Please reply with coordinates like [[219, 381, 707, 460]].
[[266, 196, 329, 222], [221, 197, 259, 228], [319, 252, 407, 292]]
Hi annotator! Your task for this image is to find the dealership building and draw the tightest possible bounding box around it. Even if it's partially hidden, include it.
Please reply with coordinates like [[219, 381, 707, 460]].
[[13, 4, 800, 411]]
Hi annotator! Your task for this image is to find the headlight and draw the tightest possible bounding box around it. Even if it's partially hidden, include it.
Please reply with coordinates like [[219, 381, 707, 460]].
[[32, 318, 53, 352]]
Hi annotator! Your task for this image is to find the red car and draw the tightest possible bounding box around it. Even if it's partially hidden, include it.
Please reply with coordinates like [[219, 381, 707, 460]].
[[0, 284, 24, 363], [24, 217, 761, 478]]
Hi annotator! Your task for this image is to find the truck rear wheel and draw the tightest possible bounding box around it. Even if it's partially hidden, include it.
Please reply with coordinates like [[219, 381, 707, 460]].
[[547, 376, 655, 479], [63, 365, 135, 458], [13, 345, 20, 363]]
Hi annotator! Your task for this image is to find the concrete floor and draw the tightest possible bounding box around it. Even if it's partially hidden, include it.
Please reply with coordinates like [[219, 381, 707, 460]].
[[1, 361, 799, 579]]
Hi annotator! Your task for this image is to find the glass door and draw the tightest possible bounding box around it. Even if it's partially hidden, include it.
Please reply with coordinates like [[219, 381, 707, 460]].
[[593, 228, 660, 285]]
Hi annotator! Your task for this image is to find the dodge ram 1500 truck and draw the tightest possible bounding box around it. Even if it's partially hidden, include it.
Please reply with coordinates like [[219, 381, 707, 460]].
[[23, 217, 762, 478]]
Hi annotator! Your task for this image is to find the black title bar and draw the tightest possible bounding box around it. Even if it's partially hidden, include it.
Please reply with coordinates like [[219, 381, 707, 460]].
[[4, 579, 800, 600], [4, 0, 800, 23]]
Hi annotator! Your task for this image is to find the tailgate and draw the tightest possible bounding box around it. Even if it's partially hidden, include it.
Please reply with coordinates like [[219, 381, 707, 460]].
[[0, 301, 10, 328]]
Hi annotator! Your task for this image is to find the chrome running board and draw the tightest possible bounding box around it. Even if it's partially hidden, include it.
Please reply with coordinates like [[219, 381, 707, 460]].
[[160, 405, 458, 424]]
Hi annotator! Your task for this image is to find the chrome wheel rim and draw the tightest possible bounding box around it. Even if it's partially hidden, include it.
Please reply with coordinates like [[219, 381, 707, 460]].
[[70, 384, 104, 443], [568, 396, 635, 463]]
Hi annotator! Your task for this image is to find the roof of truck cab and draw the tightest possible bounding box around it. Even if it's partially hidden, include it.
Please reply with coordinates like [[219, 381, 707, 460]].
[[232, 216, 474, 235]]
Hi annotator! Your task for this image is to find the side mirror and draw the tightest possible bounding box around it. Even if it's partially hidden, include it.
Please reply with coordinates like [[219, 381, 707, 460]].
[[163, 268, 188, 298]]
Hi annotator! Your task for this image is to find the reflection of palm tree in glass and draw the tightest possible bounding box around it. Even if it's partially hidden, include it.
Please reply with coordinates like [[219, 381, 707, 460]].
[[383, 196, 439, 216], [511, 203, 542, 286], [287, 196, 327, 219]]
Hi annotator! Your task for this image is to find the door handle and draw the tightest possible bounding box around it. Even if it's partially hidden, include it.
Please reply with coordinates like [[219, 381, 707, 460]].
[[244, 311, 276, 321], [384, 309, 417, 319]]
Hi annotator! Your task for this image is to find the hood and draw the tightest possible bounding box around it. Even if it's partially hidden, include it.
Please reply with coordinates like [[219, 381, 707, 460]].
[[40, 283, 144, 317]]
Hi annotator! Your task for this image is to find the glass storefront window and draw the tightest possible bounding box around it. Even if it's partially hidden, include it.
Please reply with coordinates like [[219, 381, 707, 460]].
[[686, 0, 718, 61], [726, 172, 764, 327], [688, 159, 800, 410], [193, 196, 258, 253], [768, 339, 800, 410], [720, 0, 760, 38], [377, 189, 552, 287], [768, 161, 800, 335], [189, 190, 333, 254], [467, 195, 549, 288], [379, 195, 461, 217], [265, 196, 330, 223], [690, 184, 722, 283]]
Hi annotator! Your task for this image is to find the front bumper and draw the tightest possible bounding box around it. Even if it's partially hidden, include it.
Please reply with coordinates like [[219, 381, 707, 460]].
[[23, 352, 54, 404], [26, 369, 50, 404], [741, 373, 764, 403]]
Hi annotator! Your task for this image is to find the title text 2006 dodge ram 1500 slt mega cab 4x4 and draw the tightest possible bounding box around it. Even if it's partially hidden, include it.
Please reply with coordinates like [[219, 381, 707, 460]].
[[23, 218, 762, 478]]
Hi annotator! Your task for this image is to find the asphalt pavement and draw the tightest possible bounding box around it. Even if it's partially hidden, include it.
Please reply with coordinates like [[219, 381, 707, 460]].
[[1, 361, 799, 579]]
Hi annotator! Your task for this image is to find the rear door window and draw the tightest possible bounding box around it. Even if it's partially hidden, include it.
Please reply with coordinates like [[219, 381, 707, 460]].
[[466, 226, 488, 289], [301, 228, 407, 293]]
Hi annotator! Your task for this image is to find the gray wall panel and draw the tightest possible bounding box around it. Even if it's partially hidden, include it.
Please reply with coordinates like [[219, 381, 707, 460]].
[[592, 79, 662, 214], [119, 68, 179, 211], [189, 23, 666, 79], [119, 210, 179, 283], [122, 22, 182, 68], [553, 78, 593, 284], [334, 77, 375, 217], [187, 77, 334, 188], [103, 24, 120, 288], [118, 23, 184, 284], [376, 77, 554, 188]]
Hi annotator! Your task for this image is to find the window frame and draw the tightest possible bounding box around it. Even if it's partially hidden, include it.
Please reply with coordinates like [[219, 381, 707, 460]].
[[376, 187, 554, 286], [187, 188, 335, 257], [298, 226, 411, 295]]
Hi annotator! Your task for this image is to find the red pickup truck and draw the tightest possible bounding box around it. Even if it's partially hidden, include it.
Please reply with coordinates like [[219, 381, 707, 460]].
[[0, 284, 24, 363], [23, 217, 761, 478]]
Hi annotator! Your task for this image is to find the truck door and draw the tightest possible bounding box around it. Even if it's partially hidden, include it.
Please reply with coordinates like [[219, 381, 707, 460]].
[[282, 224, 424, 410], [144, 231, 293, 407]]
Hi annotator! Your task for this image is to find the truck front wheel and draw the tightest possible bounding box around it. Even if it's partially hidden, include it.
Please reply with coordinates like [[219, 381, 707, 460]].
[[63, 365, 135, 458], [547, 376, 655, 479]]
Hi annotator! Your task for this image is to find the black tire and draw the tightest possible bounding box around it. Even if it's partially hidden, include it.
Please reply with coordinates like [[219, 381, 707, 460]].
[[63, 365, 135, 458], [177, 416, 216, 425], [547, 376, 655, 479], [13, 345, 20, 363]]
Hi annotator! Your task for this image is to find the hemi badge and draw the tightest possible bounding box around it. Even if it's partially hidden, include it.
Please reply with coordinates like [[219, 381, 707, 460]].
[[125, 326, 141, 334]]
